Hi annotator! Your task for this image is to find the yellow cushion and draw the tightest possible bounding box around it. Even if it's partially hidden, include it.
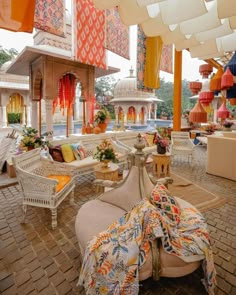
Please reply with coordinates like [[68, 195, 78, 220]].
[[146, 134, 155, 146], [61, 144, 75, 163], [47, 175, 71, 192]]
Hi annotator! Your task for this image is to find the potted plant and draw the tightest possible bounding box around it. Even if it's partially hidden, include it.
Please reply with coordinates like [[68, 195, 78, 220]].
[[94, 108, 110, 133], [93, 139, 118, 167], [19, 126, 53, 151], [222, 120, 234, 130], [154, 135, 170, 154]]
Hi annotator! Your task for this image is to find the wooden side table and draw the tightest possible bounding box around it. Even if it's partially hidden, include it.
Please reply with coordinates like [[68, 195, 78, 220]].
[[94, 162, 119, 181], [152, 152, 171, 178]]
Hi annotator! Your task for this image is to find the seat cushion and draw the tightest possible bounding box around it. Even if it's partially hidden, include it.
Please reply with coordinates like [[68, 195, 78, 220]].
[[47, 175, 71, 192]]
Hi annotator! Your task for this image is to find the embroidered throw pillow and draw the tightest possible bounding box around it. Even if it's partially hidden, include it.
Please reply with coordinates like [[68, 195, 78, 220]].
[[61, 144, 75, 163], [150, 183, 180, 224], [71, 142, 88, 160]]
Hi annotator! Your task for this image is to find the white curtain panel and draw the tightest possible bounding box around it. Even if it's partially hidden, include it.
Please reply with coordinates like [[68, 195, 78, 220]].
[[159, 0, 207, 25], [136, 0, 166, 7], [91, 0, 236, 60], [142, 14, 168, 36], [118, 0, 149, 25]]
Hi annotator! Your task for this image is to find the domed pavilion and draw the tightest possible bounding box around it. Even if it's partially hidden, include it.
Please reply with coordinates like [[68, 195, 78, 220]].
[[110, 69, 162, 129]]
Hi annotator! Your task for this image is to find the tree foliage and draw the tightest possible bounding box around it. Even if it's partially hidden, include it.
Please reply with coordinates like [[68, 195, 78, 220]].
[[155, 78, 193, 118], [0, 46, 18, 66]]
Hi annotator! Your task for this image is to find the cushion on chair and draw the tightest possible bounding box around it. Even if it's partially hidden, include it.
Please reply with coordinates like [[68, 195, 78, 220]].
[[49, 147, 64, 162], [71, 142, 88, 160], [47, 175, 71, 192], [61, 144, 75, 163]]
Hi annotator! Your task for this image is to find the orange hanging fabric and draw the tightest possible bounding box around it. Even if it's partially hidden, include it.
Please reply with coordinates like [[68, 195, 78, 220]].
[[0, 0, 36, 33], [144, 36, 163, 89]]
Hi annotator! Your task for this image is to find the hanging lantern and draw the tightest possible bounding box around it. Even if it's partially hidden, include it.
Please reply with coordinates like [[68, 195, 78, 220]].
[[199, 91, 214, 106], [199, 64, 213, 79], [217, 100, 230, 119], [189, 100, 207, 123], [188, 81, 202, 94], [199, 79, 214, 106], [221, 67, 234, 90], [210, 67, 224, 93]]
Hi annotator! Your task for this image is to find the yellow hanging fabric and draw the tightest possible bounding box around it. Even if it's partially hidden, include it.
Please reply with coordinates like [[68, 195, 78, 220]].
[[0, 0, 36, 33], [144, 36, 163, 89]]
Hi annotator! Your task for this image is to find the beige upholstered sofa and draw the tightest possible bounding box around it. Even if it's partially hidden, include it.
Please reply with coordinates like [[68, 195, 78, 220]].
[[207, 132, 236, 181], [75, 137, 204, 281]]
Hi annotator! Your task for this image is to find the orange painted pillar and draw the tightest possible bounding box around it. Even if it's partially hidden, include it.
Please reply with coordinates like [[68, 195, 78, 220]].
[[173, 49, 182, 131]]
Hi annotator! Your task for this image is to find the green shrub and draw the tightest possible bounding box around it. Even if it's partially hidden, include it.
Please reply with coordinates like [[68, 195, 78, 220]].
[[8, 113, 21, 123]]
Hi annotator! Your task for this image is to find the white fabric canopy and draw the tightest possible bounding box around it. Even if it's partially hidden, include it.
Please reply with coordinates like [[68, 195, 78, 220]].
[[92, 0, 236, 61]]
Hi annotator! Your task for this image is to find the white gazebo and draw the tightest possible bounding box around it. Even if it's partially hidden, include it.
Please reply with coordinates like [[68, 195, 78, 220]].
[[111, 69, 162, 128]]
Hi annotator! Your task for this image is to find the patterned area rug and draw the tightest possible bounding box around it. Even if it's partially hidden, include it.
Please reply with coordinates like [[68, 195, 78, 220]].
[[169, 173, 227, 212]]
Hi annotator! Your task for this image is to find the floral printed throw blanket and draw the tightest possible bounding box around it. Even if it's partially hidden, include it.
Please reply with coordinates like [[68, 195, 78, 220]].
[[78, 183, 216, 295]]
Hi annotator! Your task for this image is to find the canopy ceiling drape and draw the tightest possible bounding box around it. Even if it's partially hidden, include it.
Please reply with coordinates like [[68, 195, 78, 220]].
[[91, 0, 236, 61]]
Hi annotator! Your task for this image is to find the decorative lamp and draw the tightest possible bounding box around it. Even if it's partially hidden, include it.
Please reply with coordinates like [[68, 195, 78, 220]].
[[188, 81, 202, 94], [199, 64, 213, 79], [209, 67, 224, 93], [199, 79, 214, 106], [217, 100, 230, 119], [199, 91, 214, 106], [221, 67, 234, 90], [189, 100, 207, 123], [224, 52, 236, 105]]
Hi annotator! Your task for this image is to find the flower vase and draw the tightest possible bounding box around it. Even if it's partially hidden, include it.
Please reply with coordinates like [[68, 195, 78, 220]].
[[27, 146, 34, 151], [157, 145, 166, 154], [102, 159, 110, 168], [98, 123, 107, 133]]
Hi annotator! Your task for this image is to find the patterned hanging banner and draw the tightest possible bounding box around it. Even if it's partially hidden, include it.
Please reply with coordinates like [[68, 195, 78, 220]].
[[137, 26, 173, 90], [161, 44, 173, 74], [105, 7, 130, 60], [74, 0, 106, 69], [34, 0, 65, 37], [137, 25, 154, 92]]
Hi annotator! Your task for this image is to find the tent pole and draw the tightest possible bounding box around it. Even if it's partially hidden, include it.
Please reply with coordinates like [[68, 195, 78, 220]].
[[173, 49, 182, 131]]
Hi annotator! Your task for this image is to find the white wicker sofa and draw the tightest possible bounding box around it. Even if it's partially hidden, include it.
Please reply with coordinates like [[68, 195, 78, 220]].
[[49, 132, 130, 181]]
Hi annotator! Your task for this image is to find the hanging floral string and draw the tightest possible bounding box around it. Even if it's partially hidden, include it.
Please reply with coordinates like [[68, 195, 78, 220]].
[[52, 73, 76, 115]]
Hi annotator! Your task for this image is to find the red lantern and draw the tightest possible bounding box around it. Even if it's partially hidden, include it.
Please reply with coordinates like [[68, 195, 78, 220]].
[[199, 64, 213, 79], [221, 67, 234, 90], [217, 101, 230, 119], [188, 81, 202, 94], [189, 100, 207, 123], [199, 91, 214, 106]]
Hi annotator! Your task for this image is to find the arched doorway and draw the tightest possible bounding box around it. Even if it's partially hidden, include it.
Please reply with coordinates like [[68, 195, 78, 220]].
[[7, 93, 24, 124]]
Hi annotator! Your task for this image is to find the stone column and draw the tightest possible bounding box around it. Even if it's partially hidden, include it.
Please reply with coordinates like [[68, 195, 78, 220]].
[[154, 104, 157, 120], [67, 111, 74, 136], [26, 105, 32, 127], [31, 101, 38, 130], [44, 99, 53, 139], [122, 106, 128, 124], [1, 106, 7, 127]]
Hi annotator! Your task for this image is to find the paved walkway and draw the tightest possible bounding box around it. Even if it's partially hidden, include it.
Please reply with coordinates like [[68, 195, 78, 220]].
[[0, 146, 236, 294]]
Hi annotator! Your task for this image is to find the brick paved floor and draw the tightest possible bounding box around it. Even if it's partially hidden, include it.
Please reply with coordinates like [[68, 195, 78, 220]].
[[0, 146, 236, 295]]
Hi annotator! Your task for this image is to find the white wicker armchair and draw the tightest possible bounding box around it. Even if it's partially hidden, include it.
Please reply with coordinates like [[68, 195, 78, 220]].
[[12, 148, 75, 229], [170, 131, 195, 162]]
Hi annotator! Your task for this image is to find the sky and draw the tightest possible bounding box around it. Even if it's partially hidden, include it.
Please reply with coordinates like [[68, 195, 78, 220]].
[[0, 0, 205, 83]]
